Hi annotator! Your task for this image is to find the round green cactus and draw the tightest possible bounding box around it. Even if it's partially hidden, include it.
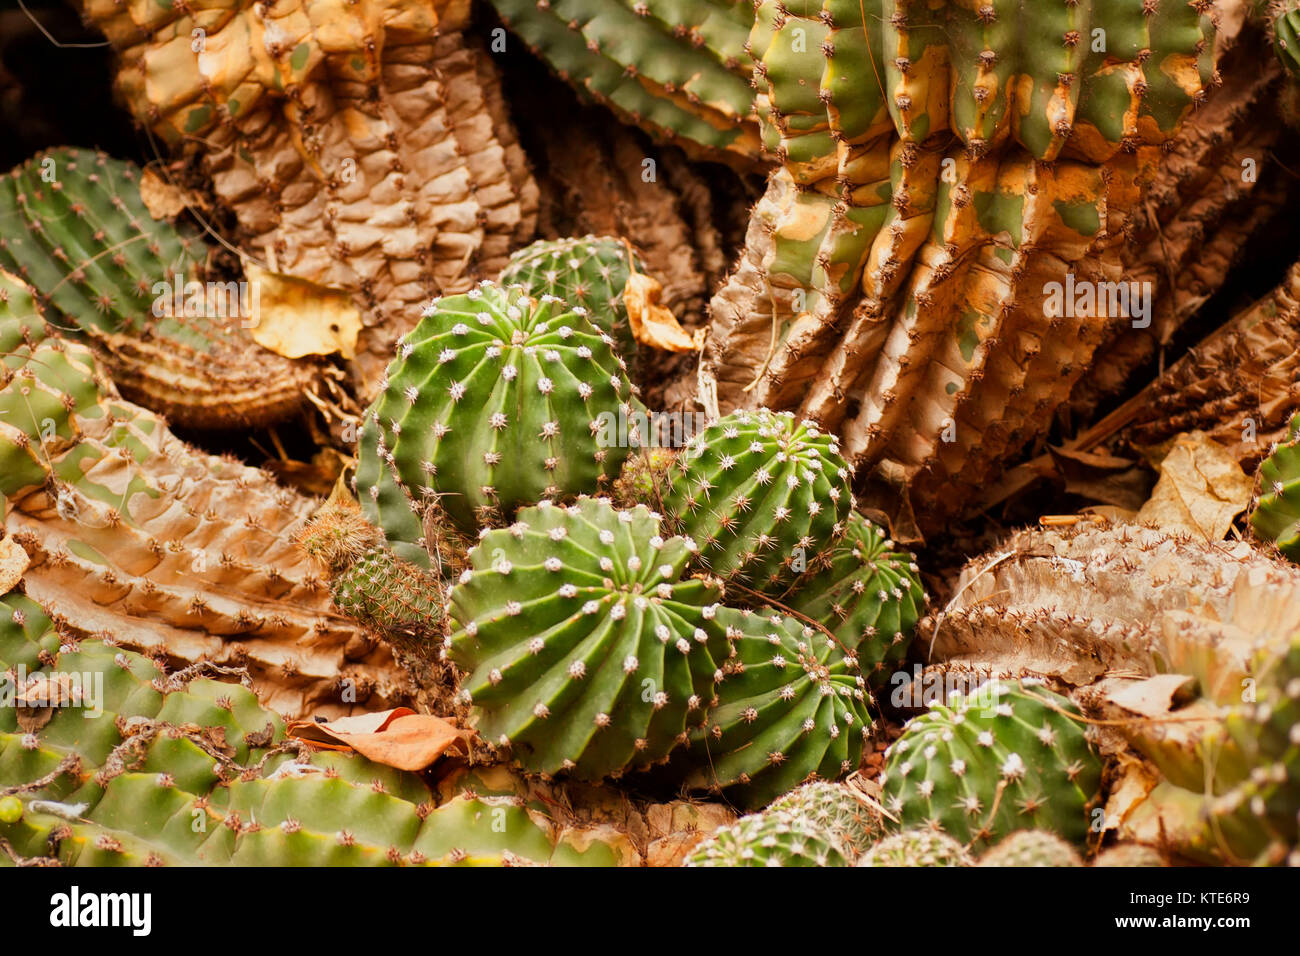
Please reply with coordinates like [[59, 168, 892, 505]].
[[977, 829, 1083, 867], [776, 510, 926, 689], [684, 606, 873, 808], [685, 807, 852, 868], [499, 236, 642, 358], [858, 828, 973, 868], [445, 497, 730, 780], [1250, 412, 1300, 560], [1093, 844, 1168, 867], [767, 780, 882, 855], [662, 408, 853, 588], [880, 679, 1102, 851]]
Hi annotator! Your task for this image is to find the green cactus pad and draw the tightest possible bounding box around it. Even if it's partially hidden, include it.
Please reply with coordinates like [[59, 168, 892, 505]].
[[446, 497, 730, 780], [663, 408, 853, 588], [499, 236, 643, 358], [684, 606, 873, 808], [858, 828, 973, 867], [880, 679, 1102, 851], [776, 510, 926, 688], [977, 829, 1084, 867], [360, 282, 639, 535], [1250, 413, 1300, 560]]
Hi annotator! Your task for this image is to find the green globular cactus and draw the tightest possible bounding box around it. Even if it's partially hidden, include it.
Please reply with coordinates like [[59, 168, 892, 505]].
[[487, 0, 764, 169], [684, 606, 873, 808], [1093, 844, 1168, 867], [684, 807, 851, 867], [0, 147, 314, 428], [360, 282, 639, 536], [1272, 1, 1300, 77], [1250, 413, 1300, 560], [776, 510, 926, 689], [662, 408, 853, 588], [499, 236, 642, 359], [330, 547, 446, 660], [857, 828, 973, 868], [446, 497, 730, 780], [0, 606, 628, 867], [977, 829, 1084, 867], [880, 680, 1102, 851]]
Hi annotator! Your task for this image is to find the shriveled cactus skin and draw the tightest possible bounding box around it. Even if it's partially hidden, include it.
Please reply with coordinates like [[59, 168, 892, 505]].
[[0, 612, 626, 867], [662, 409, 853, 588], [360, 282, 639, 535], [0, 148, 315, 428], [488, 0, 764, 169], [775, 510, 926, 689], [881, 680, 1102, 851], [684, 606, 872, 808], [977, 830, 1084, 867], [858, 828, 973, 867], [499, 235, 642, 358], [1251, 413, 1300, 560], [446, 497, 730, 780]]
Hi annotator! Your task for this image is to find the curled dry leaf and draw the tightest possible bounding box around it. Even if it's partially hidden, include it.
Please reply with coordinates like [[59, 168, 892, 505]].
[[623, 272, 701, 354], [138, 166, 199, 220], [286, 707, 471, 772], [1134, 431, 1254, 541], [244, 262, 363, 360]]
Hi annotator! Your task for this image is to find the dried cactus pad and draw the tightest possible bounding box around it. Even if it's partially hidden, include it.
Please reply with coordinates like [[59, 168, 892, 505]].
[[881, 679, 1101, 851], [0, 147, 314, 428], [499, 235, 644, 358], [662, 409, 853, 588], [446, 498, 730, 780], [1251, 412, 1300, 560], [685, 606, 873, 808], [362, 282, 638, 534], [778, 510, 926, 689]]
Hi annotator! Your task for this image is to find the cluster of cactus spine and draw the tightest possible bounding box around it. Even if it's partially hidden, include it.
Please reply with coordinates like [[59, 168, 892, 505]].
[[976, 829, 1083, 867], [0, 147, 314, 428], [1250, 412, 1300, 560], [358, 282, 639, 539], [880, 679, 1102, 851], [0, 593, 631, 867], [685, 781, 881, 866], [499, 235, 645, 359], [662, 408, 853, 588], [858, 828, 974, 867], [487, 0, 764, 168], [774, 510, 926, 689]]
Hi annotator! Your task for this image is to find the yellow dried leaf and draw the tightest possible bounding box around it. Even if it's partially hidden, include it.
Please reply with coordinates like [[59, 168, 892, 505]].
[[1135, 431, 1253, 541], [0, 537, 29, 595], [244, 262, 362, 359], [623, 273, 701, 354], [138, 167, 196, 220]]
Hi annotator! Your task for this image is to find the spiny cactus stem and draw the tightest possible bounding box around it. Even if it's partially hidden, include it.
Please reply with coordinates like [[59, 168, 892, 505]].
[[722, 578, 853, 658]]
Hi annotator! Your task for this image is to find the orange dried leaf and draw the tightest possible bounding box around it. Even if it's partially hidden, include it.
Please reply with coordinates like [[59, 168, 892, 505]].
[[286, 708, 471, 771]]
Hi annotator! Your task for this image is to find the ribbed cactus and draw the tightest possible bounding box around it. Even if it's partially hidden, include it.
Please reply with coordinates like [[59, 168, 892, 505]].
[[0, 609, 628, 867], [684, 606, 873, 808], [880, 680, 1102, 851], [446, 497, 730, 780], [775, 510, 926, 689], [857, 828, 973, 867], [0, 147, 315, 428], [977, 830, 1084, 867], [499, 236, 643, 358], [1, 285, 406, 718], [1093, 844, 1168, 867], [488, 0, 764, 169], [1251, 413, 1300, 560], [662, 409, 853, 588], [359, 282, 639, 536], [685, 779, 881, 867]]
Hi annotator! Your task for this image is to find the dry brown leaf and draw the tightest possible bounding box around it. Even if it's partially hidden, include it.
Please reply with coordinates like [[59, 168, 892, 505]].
[[623, 272, 701, 353], [138, 167, 197, 219], [0, 537, 30, 594], [286, 707, 471, 772], [1049, 445, 1153, 510], [1134, 431, 1253, 541], [244, 262, 362, 360]]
